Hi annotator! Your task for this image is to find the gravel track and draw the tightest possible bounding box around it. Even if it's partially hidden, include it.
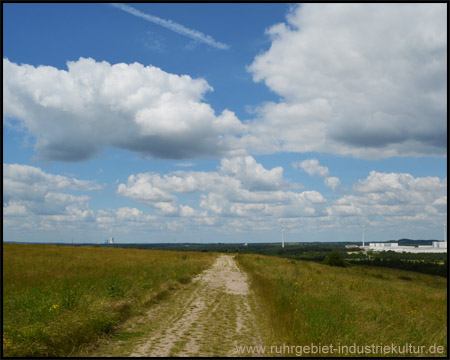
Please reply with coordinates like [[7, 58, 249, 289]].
[[90, 255, 263, 357]]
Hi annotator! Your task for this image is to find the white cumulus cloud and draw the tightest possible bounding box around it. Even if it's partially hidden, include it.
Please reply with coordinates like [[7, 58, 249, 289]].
[[294, 158, 329, 177], [3, 57, 245, 161], [246, 3, 446, 159], [324, 177, 341, 191], [220, 156, 286, 191], [328, 171, 447, 223], [3, 163, 99, 225], [117, 156, 326, 220]]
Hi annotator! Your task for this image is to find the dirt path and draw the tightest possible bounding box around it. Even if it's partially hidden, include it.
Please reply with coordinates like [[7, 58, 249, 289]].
[[89, 255, 263, 357]]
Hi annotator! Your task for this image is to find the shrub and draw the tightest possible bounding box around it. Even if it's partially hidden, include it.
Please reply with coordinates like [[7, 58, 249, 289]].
[[323, 251, 347, 267]]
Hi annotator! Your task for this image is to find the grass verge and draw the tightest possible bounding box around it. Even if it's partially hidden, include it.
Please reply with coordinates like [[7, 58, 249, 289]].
[[236, 254, 447, 357], [3, 243, 216, 357]]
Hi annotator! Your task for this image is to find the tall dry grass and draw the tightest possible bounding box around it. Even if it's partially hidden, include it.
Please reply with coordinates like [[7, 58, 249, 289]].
[[237, 254, 447, 357], [3, 243, 216, 357]]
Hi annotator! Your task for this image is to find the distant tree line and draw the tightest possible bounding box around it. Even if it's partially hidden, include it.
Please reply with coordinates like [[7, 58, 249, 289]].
[[350, 258, 447, 278], [109, 242, 447, 278]]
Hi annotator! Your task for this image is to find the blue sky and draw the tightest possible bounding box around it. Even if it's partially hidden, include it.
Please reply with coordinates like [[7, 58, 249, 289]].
[[3, 3, 447, 244]]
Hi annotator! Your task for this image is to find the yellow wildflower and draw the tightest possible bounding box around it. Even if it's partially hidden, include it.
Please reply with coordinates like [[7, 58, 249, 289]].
[[3, 334, 13, 349]]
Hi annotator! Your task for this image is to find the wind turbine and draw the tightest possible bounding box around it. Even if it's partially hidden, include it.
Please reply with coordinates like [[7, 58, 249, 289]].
[[444, 219, 447, 243], [359, 224, 366, 247], [280, 221, 285, 248]]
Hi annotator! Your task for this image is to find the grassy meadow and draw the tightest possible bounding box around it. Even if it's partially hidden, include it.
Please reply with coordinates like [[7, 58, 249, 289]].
[[237, 254, 447, 357], [2, 243, 216, 357]]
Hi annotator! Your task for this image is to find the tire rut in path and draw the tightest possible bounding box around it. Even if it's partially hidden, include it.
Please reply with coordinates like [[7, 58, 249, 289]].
[[124, 255, 262, 357]]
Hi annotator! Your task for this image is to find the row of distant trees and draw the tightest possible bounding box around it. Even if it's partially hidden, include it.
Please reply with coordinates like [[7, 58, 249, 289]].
[[108, 242, 447, 277], [323, 251, 447, 277]]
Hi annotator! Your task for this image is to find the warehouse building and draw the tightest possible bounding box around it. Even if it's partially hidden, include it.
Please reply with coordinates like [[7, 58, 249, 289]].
[[368, 241, 447, 253]]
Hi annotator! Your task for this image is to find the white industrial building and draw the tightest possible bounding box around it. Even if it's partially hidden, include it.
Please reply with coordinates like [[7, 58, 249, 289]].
[[368, 241, 447, 253]]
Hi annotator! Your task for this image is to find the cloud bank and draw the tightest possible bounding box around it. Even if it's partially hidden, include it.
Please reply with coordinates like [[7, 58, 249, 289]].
[[3, 160, 446, 238]]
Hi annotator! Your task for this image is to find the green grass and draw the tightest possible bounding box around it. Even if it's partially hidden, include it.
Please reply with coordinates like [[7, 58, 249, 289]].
[[2, 243, 216, 357], [237, 254, 447, 357]]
